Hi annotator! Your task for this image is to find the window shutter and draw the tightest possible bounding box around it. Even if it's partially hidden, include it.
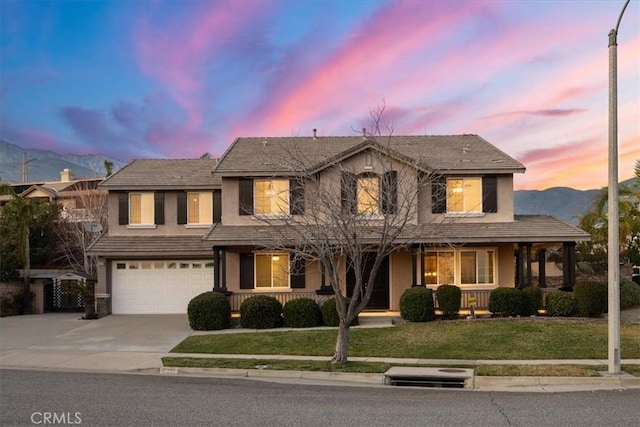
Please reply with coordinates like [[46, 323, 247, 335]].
[[341, 172, 357, 214], [177, 192, 187, 224], [239, 179, 253, 215], [381, 171, 398, 214], [154, 192, 165, 225], [431, 176, 447, 214], [239, 253, 254, 289], [290, 256, 306, 289], [118, 193, 129, 225], [289, 179, 305, 215], [213, 190, 222, 223], [482, 175, 498, 213]]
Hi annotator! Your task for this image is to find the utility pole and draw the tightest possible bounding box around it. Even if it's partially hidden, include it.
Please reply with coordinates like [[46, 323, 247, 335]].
[[607, 0, 630, 375]]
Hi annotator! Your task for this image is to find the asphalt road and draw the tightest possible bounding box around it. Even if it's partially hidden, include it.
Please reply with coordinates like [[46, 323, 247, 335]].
[[1, 369, 639, 427]]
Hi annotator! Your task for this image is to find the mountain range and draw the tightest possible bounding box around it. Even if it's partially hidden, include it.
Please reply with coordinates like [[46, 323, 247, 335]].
[[1, 140, 633, 226]]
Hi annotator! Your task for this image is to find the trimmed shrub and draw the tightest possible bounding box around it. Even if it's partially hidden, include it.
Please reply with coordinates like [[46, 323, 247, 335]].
[[239, 295, 283, 329], [321, 297, 359, 327], [399, 287, 435, 322], [520, 286, 543, 316], [283, 297, 321, 328], [620, 279, 640, 309], [436, 285, 461, 319], [187, 292, 231, 331], [573, 281, 608, 318], [545, 290, 576, 317], [488, 287, 522, 317]]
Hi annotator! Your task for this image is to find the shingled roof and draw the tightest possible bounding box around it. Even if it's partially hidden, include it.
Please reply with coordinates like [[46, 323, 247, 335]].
[[100, 159, 220, 190], [88, 235, 213, 257], [203, 215, 589, 246], [213, 134, 526, 176]]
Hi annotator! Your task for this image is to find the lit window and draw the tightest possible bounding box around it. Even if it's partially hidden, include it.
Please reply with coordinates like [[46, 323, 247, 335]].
[[255, 179, 289, 215], [130, 193, 154, 224], [447, 178, 481, 213], [424, 252, 454, 285], [460, 250, 495, 284], [188, 192, 212, 224], [255, 253, 289, 288], [357, 175, 379, 215]]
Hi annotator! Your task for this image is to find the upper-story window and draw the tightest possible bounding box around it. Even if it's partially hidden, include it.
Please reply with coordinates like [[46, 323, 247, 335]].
[[129, 193, 154, 225], [118, 192, 164, 226], [431, 175, 497, 214], [188, 192, 212, 224], [342, 171, 397, 215], [447, 178, 482, 213], [255, 179, 289, 215], [357, 175, 380, 215]]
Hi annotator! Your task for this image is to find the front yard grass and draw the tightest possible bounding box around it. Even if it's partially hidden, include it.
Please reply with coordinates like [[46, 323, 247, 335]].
[[172, 318, 640, 360]]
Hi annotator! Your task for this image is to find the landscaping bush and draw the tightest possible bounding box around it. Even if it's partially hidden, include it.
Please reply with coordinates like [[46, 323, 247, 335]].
[[620, 279, 640, 309], [573, 281, 608, 318], [283, 297, 321, 328], [520, 286, 543, 316], [239, 295, 283, 329], [488, 287, 522, 317], [399, 287, 435, 322], [187, 291, 231, 331], [545, 290, 576, 317], [435, 285, 461, 319], [321, 297, 359, 327]]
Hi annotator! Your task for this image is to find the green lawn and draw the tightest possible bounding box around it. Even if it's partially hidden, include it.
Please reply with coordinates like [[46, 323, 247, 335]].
[[172, 319, 640, 360]]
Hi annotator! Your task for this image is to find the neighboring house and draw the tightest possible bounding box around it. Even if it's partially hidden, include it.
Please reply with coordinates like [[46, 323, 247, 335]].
[[7, 169, 104, 221], [89, 134, 590, 315]]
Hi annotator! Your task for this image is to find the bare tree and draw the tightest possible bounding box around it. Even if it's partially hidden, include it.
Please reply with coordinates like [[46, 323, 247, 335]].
[[54, 182, 108, 276], [253, 105, 447, 364]]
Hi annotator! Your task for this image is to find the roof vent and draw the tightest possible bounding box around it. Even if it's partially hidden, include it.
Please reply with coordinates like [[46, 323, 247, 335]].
[[313, 129, 317, 139], [462, 146, 470, 154], [262, 140, 269, 147], [362, 127, 367, 139]]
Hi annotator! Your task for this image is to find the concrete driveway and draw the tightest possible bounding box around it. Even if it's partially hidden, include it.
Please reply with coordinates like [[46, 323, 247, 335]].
[[0, 313, 193, 372]]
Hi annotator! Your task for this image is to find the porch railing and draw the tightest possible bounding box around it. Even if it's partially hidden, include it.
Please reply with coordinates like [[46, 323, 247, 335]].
[[229, 287, 558, 312]]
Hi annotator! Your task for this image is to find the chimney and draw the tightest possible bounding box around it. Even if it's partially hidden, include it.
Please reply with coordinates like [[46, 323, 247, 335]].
[[313, 128, 317, 139], [60, 169, 73, 182]]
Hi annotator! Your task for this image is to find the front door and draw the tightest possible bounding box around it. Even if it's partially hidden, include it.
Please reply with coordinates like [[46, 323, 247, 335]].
[[346, 253, 389, 309]]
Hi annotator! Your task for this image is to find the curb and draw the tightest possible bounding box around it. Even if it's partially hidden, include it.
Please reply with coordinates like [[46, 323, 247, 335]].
[[159, 366, 640, 391]]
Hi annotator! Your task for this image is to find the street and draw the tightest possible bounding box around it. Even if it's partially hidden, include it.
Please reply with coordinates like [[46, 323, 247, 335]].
[[1, 369, 639, 426]]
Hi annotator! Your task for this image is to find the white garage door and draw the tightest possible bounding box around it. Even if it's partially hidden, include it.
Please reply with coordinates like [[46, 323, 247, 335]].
[[112, 260, 214, 314]]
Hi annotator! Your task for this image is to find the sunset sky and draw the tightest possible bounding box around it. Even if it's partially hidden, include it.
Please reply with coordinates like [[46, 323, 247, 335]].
[[1, 0, 638, 190]]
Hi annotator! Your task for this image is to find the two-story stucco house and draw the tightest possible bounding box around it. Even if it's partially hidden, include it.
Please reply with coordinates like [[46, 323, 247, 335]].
[[89, 134, 590, 315]]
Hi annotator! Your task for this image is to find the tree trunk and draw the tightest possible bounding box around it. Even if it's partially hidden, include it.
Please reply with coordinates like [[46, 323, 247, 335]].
[[332, 319, 350, 364]]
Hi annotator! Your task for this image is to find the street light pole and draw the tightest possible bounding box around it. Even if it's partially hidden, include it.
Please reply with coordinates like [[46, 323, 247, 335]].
[[607, 0, 630, 375]]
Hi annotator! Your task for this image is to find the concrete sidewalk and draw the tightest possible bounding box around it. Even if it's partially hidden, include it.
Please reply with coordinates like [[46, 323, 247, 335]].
[[1, 312, 639, 392]]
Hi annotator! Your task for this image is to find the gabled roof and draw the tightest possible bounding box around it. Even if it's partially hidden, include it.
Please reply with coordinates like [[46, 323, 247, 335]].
[[213, 135, 525, 177], [18, 178, 103, 199], [100, 159, 221, 190]]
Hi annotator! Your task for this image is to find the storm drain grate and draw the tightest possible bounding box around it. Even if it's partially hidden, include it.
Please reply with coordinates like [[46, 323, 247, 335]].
[[384, 367, 474, 389]]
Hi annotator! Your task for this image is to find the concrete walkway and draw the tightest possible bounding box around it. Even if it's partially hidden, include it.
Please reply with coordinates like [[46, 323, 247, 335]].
[[1, 311, 639, 392]]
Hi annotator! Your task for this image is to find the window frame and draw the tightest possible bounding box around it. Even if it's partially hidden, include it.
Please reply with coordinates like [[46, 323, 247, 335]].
[[187, 191, 213, 225], [356, 174, 381, 216], [446, 177, 483, 214], [254, 252, 291, 289], [129, 192, 155, 226], [254, 179, 290, 217], [422, 247, 497, 288]]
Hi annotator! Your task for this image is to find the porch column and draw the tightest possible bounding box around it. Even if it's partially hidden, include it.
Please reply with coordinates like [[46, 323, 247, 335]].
[[419, 246, 425, 286], [212, 246, 228, 293], [516, 243, 532, 289], [316, 258, 333, 295], [212, 246, 219, 290], [411, 245, 417, 287], [561, 242, 576, 290], [537, 248, 547, 287]]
